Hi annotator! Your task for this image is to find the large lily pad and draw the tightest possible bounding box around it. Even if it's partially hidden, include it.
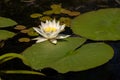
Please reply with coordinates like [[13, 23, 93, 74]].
[[22, 37, 86, 70], [0, 17, 17, 27], [0, 30, 15, 40], [22, 37, 113, 73], [71, 8, 120, 40], [49, 43, 113, 73]]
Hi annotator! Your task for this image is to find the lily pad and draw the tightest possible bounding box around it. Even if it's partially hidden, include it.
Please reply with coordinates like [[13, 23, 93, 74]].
[[71, 8, 120, 40], [30, 13, 42, 18], [0, 30, 15, 40], [22, 39, 113, 73], [39, 16, 52, 21], [59, 17, 71, 27], [18, 38, 30, 42], [50, 43, 113, 73], [68, 11, 80, 16], [14, 25, 26, 30], [0, 17, 17, 27], [43, 10, 54, 15], [22, 37, 86, 70], [51, 4, 62, 14]]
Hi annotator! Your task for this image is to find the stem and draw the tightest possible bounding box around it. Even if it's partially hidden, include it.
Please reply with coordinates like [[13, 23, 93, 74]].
[[0, 70, 45, 76]]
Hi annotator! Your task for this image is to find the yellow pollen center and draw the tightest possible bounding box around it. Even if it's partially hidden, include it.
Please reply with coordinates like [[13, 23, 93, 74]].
[[44, 27, 57, 32]]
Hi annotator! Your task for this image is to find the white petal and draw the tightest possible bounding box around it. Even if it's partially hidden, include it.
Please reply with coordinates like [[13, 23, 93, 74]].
[[56, 21, 60, 27], [53, 19, 56, 24], [46, 20, 49, 24], [40, 22, 45, 27], [33, 27, 48, 38], [60, 25, 65, 31], [33, 27, 45, 36], [33, 27, 41, 34], [32, 37, 47, 43], [56, 34, 70, 39], [50, 39, 57, 44]]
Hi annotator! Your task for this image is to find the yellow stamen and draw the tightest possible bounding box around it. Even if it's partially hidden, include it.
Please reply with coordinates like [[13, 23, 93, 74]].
[[44, 27, 57, 32]]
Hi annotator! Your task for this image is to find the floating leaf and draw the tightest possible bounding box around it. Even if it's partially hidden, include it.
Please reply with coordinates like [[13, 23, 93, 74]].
[[61, 9, 71, 14], [61, 9, 80, 16], [22, 37, 86, 72], [14, 25, 26, 30], [27, 28, 39, 36], [43, 10, 54, 15], [68, 11, 80, 16], [0, 30, 15, 40], [22, 38, 113, 73], [51, 4, 62, 14], [72, 8, 120, 40], [59, 17, 71, 27], [21, 29, 30, 33], [49, 43, 113, 73], [30, 13, 42, 18], [51, 4, 62, 11], [18, 38, 30, 42], [20, 28, 39, 36], [40, 16, 52, 22], [0, 17, 17, 27]]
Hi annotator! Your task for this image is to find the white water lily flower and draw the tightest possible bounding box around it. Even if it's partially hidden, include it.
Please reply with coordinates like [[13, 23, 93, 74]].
[[33, 19, 70, 44]]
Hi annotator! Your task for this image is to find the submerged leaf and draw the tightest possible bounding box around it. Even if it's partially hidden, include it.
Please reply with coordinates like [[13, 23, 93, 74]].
[[72, 8, 120, 40], [0, 30, 15, 40], [0, 17, 17, 27]]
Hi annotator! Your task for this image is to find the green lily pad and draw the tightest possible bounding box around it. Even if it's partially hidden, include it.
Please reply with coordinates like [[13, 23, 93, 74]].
[[22, 39, 113, 73], [0, 30, 15, 40], [39, 16, 52, 22], [18, 37, 30, 42], [59, 17, 71, 27], [22, 37, 86, 70], [30, 13, 42, 18], [0, 17, 17, 27], [51, 4, 62, 14], [71, 8, 120, 40], [50, 43, 113, 73], [43, 10, 54, 15]]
